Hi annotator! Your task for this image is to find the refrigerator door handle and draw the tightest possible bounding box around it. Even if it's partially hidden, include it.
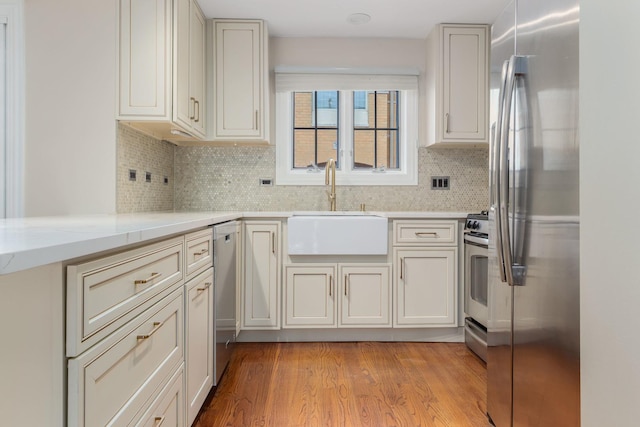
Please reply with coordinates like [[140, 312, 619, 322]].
[[493, 59, 510, 283], [499, 55, 527, 287]]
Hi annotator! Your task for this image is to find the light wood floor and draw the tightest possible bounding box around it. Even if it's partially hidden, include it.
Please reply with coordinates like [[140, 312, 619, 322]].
[[194, 342, 488, 427]]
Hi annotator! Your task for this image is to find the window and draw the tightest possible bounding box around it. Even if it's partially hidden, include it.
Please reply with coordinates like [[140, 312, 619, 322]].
[[276, 72, 418, 186]]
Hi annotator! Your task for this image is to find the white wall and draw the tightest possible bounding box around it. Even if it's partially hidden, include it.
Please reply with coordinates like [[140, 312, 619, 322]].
[[23, 0, 117, 216], [580, 1, 640, 424]]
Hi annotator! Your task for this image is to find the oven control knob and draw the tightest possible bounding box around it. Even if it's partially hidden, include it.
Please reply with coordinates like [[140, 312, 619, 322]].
[[472, 221, 479, 230], [466, 220, 473, 229]]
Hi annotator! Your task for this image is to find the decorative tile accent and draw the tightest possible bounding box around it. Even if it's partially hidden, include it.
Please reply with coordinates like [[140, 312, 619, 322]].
[[116, 124, 175, 213], [174, 145, 489, 212]]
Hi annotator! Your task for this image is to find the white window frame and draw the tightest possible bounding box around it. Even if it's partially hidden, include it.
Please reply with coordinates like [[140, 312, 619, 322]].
[[275, 71, 419, 186], [0, 1, 24, 218]]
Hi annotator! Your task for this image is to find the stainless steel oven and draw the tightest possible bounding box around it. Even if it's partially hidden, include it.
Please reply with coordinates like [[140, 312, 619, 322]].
[[464, 212, 489, 361]]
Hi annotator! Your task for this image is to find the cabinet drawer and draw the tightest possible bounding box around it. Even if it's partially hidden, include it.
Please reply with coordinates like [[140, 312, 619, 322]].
[[68, 289, 184, 427], [185, 228, 213, 281], [393, 220, 458, 246], [129, 365, 185, 427], [67, 237, 184, 357]]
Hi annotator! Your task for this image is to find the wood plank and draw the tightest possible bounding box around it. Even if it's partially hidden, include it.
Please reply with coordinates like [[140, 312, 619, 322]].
[[194, 342, 488, 427]]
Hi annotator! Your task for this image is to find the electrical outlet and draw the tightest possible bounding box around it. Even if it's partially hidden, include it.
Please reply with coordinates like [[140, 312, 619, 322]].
[[259, 178, 273, 187], [145, 172, 152, 183], [129, 169, 136, 181], [164, 176, 169, 185], [431, 176, 450, 190]]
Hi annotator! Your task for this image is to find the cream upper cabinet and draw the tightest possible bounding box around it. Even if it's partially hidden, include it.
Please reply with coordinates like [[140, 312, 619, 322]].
[[427, 24, 489, 146], [211, 19, 269, 143], [174, 0, 206, 138], [117, 0, 207, 143], [242, 221, 281, 329]]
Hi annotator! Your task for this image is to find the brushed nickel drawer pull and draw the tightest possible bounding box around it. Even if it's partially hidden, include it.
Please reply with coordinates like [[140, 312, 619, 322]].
[[272, 232, 275, 254], [190, 97, 196, 120], [134, 272, 161, 285], [446, 113, 450, 133], [195, 99, 200, 123], [137, 321, 163, 340], [400, 258, 404, 280], [345, 274, 349, 296], [154, 416, 165, 426], [197, 282, 213, 292], [415, 232, 438, 237], [329, 276, 333, 297], [194, 248, 208, 257]]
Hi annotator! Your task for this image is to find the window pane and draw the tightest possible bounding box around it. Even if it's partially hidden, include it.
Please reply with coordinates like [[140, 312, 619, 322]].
[[294, 92, 314, 128], [293, 129, 316, 168], [317, 129, 339, 168], [377, 130, 400, 169], [316, 91, 338, 109], [375, 91, 398, 128], [353, 130, 375, 169], [316, 90, 338, 127], [354, 91, 367, 109]]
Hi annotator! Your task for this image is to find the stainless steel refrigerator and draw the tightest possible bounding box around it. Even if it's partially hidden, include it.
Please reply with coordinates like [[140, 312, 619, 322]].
[[487, 1, 580, 426]]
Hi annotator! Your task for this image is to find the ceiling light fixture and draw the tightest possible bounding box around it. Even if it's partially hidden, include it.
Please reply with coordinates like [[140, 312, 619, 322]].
[[347, 13, 371, 25]]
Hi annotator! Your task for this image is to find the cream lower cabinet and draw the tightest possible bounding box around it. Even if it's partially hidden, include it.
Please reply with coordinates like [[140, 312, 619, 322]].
[[133, 366, 185, 427], [67, 288, 184, 427], [339, 265, 392, 327], [242, 221, 281, 329], [394, 248, 457, 327], [284, 263, 392, 328], [284, 264, 336, 327], [185, 268, 214, 426]]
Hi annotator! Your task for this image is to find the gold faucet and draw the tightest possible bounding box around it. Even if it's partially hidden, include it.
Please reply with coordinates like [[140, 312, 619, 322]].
[[325, 158, 337, 211]]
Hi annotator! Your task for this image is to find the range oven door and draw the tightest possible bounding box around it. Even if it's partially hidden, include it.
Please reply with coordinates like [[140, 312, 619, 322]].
[[464, 237, 489, 327]]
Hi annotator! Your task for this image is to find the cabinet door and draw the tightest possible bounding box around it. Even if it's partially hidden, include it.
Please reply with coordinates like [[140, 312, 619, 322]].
[[339, 264, 392, 328], [242, 222, 281, 329], [284, 265, 336, 328], [174, 0, 206, 138], [439, 25, 488, 144], [173, 0, 190, 129], [213, 20, 267, 140], [189, 0, 206, 137], [131, 366, 184, 427], [394, 248, 457, 327], [185, 269, 213, 426], [118, 0, 171, 118]]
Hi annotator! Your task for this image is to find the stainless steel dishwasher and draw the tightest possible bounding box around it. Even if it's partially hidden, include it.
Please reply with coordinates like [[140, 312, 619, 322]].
[[213, 221, 239, 385]]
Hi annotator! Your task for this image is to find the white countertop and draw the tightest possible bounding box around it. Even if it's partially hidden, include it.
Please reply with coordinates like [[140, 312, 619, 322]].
[[0, 211, 467, 275]]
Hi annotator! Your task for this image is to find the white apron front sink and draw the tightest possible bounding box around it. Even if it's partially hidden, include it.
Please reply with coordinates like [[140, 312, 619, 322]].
[[287, 214, 388, 255]]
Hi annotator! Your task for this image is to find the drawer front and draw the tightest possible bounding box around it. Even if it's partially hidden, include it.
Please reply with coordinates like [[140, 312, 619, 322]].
[[130, 365, 185, 427], [68, 289, 184, 427], [67, 237, 184, 356], [185, 229, 213, 281], [393, 220, 457, 246]]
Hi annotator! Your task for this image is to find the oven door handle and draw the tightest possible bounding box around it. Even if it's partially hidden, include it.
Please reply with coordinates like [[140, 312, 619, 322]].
[[464, 234, 489, 248]]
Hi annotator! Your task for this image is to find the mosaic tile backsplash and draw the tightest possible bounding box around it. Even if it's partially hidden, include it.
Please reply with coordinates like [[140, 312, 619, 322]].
[[117, 124, 175, 213], [116, 124, 489, 213], [173, 145, 489, 212]]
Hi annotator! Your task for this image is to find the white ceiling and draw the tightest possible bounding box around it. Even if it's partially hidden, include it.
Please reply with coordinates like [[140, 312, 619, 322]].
[[197, 0, 511, 39]]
